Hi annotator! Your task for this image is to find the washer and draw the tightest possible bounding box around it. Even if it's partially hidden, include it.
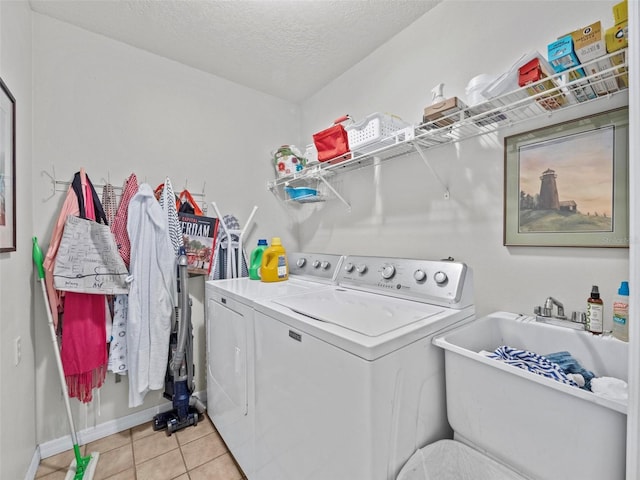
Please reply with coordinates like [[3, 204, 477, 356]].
[[204, 252, 344, 475], [251, 255, 474, 480]]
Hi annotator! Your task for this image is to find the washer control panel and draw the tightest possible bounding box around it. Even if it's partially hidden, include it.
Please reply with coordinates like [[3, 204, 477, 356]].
[[337, 256, 473, 308], [288, 252, 345, 283]]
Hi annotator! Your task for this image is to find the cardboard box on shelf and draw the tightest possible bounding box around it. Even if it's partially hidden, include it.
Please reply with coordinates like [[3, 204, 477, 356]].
[[547, 35, 596, 103], [548, 35, 582, 73], [422, 97, 467, 129], [518, 57, 566, 111], [612, 0, 628, 24], [606, 22, 628, 52], [606, 22, 628, 88], [570, 21, 618, 94], [607, 0, 628, 88]]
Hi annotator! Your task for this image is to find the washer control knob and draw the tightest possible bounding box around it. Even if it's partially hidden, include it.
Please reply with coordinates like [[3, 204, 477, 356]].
[[414, 269, 427, 282], [381, 264, 396, 279], [434, 271, 448, 284], [321, 261, 330, 270], [312, 260, 321, 269], [296, 258, 306, 268], [356, 264, 368, 274], [344, 263, 354, 273]]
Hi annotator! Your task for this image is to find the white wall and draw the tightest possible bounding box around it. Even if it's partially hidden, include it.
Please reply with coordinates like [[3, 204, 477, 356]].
[[300, 0, 629, 321], [0, 1, 34, 479], [32, 13, 299, 444]]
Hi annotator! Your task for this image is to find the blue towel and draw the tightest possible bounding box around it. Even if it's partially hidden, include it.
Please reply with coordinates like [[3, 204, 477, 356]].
[[488, 346, 578, 387], [545, 351, 595, 391]]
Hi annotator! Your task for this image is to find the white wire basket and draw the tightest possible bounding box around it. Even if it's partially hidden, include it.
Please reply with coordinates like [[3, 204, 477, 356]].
[[346, 113, 412, 154]]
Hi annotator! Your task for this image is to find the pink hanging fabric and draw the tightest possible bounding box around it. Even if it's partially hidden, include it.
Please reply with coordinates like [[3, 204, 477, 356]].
[[60, 175, 108, 402], [60, 293, 107, 401], [44, 184, 81, 329]]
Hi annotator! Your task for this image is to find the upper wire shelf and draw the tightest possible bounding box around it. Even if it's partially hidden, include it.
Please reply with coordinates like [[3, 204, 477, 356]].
[[267, 48, 628, 193]]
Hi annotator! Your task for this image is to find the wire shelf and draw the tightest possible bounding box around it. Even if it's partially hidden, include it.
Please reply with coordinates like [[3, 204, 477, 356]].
[[267, 49, 628, 202]]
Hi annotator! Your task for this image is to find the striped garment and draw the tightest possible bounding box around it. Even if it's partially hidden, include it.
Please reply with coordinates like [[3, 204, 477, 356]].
[[157, 177, 183, 255], [101, 182, 117, 226], [488, 345, 578, 387]]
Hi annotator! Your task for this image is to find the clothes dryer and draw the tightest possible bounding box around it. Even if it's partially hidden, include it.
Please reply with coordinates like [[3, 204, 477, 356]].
[[251, 256, 474, 480], [204, 253, 343, 475]]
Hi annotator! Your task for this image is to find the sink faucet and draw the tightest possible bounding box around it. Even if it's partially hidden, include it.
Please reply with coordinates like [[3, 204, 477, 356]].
[[534, 297, 585, 330], [543, 296, 565, 318]]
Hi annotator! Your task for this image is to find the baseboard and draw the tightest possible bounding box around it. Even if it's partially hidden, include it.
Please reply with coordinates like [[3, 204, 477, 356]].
[[38, 390, 206, 460], [24, 446, 41, 480]]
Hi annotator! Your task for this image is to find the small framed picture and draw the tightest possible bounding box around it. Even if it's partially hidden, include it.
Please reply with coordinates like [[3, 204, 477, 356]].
[[0, 76, 15, 253]]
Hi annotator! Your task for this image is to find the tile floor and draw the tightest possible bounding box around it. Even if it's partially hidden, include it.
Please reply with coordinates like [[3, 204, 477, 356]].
[[35, 416, 247, 480]]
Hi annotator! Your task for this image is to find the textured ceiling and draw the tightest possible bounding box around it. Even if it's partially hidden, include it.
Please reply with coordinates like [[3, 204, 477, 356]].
[[29, 0, 440, 103]]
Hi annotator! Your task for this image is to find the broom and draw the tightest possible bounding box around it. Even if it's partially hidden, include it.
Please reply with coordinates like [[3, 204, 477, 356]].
[[32, 237, 100, 480]]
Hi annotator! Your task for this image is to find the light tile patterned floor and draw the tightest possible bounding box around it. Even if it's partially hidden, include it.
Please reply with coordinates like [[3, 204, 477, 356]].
[[35, 416, 247, 480]]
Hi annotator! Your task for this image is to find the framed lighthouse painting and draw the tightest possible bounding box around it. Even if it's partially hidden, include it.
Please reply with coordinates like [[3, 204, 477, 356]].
[[504, 107, 628, 247]]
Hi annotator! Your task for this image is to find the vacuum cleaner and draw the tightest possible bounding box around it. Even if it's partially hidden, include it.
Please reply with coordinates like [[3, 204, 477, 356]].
[[153, 246, 206, 435]]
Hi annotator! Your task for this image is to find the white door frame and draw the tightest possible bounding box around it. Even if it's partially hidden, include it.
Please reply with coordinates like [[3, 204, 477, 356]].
[[626, 0, 639, 477]]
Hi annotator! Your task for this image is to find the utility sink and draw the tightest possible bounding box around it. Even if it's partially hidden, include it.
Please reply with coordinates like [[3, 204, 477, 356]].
[[432, 311, 628, 480]]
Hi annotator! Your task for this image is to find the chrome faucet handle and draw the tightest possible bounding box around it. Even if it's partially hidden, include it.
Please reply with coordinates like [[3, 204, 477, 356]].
[[571, 311, 586, 324]]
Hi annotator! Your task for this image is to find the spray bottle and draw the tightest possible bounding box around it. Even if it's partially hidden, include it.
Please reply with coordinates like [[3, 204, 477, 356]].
[[431, 83, 445, 104], [586, 285, 604, 335]]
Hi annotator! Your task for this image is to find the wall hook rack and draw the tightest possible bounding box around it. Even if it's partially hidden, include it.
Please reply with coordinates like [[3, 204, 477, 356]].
[[41, 166, 208, 209]]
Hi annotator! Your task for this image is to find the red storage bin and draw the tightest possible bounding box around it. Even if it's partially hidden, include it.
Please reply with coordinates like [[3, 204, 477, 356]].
[[313, 115, 352, 163]]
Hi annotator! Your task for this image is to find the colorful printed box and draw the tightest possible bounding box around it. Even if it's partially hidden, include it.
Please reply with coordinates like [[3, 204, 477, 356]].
[[570, 21, 618, 94], [548, 35, 596, 102]]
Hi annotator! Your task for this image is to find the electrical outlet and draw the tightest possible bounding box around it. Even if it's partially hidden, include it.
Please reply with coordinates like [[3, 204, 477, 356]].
[[14, 336, 21, 366]]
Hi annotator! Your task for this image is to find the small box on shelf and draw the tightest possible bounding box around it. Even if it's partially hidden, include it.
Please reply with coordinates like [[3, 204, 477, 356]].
[[547, 35, 597, 103], [569, 21, 619, 94], [518, 57, 566, 111], [606, 0, 628, 88], [612, 0, 628, 24], [422, 97, 467, 129]]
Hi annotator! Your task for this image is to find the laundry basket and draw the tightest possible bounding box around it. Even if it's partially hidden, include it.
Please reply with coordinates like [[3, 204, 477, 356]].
[[396, 440, 526, 480], [346, 113, 411, 154]]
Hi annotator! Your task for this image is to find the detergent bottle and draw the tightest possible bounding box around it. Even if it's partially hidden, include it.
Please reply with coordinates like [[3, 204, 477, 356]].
[[260, 237, 288, 282], [612, 281, 629, 341], [249, 239, 268, 280]]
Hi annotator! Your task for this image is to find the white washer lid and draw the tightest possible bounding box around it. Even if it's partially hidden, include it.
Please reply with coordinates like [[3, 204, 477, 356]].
[[206, 277, 329, 304], [273, 288, 444, 337]]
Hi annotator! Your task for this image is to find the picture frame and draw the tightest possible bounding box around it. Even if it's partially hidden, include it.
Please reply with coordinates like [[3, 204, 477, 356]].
[[504, 107, 628, 247], [0, 76, 15, 253]]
